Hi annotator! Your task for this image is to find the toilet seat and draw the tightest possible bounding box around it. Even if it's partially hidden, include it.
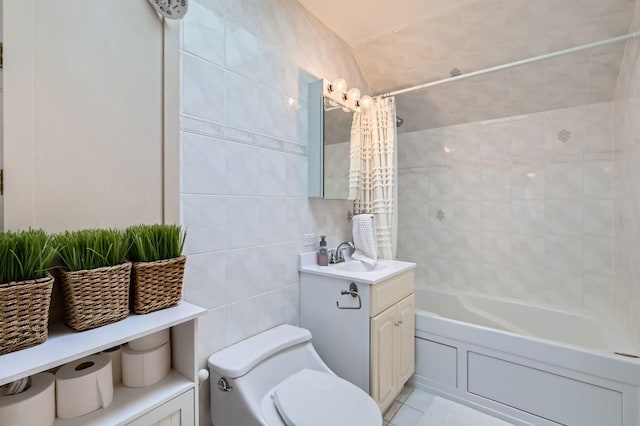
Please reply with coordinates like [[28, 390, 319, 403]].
[[272, 369, 382, 426]]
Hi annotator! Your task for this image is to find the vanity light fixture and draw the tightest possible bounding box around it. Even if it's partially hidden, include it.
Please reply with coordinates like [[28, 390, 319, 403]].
[[324, 78, 373, 112], [357, 95, 373, 109], [328, 78, 348, 94]]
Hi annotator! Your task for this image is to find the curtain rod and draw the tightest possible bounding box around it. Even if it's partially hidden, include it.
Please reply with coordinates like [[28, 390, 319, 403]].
[[378, 31, 640, 98]]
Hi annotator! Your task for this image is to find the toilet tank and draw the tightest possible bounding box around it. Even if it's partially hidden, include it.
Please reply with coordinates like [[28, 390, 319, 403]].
[[208, 325, 332, 426]]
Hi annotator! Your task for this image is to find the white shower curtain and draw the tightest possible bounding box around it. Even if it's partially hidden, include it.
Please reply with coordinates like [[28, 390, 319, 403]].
[[349, 97, 397, 259]]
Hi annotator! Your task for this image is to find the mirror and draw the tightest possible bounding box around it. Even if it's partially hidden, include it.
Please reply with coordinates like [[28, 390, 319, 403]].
[[308, 79, 356, 200]]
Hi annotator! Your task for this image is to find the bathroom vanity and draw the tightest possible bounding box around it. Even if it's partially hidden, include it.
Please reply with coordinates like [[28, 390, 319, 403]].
[[299, 254, 416, 412], [0, 302, 205, 425]]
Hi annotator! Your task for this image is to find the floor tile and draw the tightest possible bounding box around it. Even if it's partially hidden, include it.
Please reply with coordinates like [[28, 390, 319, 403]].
[[388, 390, 514, 426], [389, 404, 424, 426], [404, 388, 436, 410]]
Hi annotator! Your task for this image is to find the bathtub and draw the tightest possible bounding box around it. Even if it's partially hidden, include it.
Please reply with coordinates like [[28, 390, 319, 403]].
[[411, 288, 640, 426]]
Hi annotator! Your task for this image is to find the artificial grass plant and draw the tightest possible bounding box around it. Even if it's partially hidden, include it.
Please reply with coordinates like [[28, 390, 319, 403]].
[[126, 224, 186, 262], [0, 229, 57, 284], [55, 228, 129, 272]]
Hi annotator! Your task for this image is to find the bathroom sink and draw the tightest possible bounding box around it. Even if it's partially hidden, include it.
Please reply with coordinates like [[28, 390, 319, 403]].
[[334, 261, 388, 273]]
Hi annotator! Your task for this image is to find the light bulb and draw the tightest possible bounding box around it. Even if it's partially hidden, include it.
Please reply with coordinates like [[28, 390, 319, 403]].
[[358, 95, 373, 109], [331, 78, 348, 93], [347, 88, 361, 101]]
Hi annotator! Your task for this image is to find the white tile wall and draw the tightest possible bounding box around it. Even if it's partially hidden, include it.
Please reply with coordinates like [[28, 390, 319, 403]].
[[398, 102, 616, 314], [613, 0, 640, 350], [180, 0, 368, 423]]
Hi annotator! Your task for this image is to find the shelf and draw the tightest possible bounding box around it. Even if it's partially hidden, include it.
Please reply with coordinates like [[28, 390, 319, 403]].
[[0, 301, 206, 385], [53, 369, 193, 426]]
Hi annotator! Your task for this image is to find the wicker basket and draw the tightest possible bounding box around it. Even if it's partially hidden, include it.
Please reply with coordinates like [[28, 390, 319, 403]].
[[131, 256, 186, 315], [0, 273, 54, 355], [58, 262, 131, 331]]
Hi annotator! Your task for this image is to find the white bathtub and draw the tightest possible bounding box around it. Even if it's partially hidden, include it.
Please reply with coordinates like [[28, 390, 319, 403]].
[[412, 288, 640, 426]]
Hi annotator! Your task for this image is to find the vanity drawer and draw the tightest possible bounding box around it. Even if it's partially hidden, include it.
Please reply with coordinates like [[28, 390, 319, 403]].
[[370, 270, 414, 317]]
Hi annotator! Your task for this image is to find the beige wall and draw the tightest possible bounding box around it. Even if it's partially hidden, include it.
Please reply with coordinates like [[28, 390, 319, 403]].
[[2, 1, 177, 232]]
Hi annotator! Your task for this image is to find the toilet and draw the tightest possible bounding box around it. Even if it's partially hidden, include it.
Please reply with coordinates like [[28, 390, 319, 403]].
[[208, 324, 382, 426]]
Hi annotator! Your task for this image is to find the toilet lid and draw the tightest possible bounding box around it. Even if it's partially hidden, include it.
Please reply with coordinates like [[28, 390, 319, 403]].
[[272, 369, 382, 426]]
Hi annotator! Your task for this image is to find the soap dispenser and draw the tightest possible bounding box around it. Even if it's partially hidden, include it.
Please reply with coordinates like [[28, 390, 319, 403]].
[[317, 236, 329, 266]]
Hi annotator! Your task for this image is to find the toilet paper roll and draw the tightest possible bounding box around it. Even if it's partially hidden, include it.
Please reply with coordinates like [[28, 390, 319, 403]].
[[102, 345, 123, 386], [128, 328, 170, 352], [0, 373, 55, 426], [55, 354, 113, 419], [122, 341, 171, 388]]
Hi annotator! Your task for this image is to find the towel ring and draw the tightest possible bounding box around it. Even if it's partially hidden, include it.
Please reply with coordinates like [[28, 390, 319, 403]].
[[336, 283, 362, 310]]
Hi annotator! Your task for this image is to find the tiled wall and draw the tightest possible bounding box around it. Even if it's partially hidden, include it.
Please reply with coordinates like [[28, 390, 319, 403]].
[[397, 102, 616, 313], [179, 0, 367, 422], [613, 2, 640, 348]]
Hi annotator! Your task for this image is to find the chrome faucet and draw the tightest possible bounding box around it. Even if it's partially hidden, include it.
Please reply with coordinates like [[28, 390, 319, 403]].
[[332, 241, 355, 264]]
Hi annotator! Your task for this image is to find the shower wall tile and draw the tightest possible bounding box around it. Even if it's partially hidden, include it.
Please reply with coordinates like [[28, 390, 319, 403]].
[[583, 199, 615, 236], [480, 232, 511, 265], [511, 200, 546, 234], [453, 201, 484, 231], [584, 273, 615, 314], [545, 163, 584, 200], [543, 269, 583, 309], [453, 165, 482, 200], [584, 236, 615, 275], [545, 235, 584, 273], [429, 168, 454, 200], [180, 0, 369, 420], [545, 200, 583, 236], [398, 170, 430, 203], [614, 5, 640, 352], [511, 233, 545, 269], [481, 164, 511, 200], [511, 164, 545, 199], [584, 160, 614, 198], [397, 101, 615, 314], [478, 263, 511, 296], [481, 201, 511, 232], [511, 266, 547, 304]]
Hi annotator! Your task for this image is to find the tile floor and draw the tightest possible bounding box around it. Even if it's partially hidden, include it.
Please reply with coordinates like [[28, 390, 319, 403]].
[[383, 386, 514, 426]]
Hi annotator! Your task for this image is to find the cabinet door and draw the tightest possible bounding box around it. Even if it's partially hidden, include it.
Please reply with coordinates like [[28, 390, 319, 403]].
[[395, 294, 415, 385], [127, 389, 194, 426], [370, 305, 397, 410]]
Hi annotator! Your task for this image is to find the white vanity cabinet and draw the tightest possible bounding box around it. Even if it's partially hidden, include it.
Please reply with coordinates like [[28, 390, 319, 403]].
[[0, 302, 205, 426], [299, 256, 415, 413]]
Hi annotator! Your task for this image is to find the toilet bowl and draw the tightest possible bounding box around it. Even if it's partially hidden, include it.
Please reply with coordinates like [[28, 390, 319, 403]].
[[208, 324, 382, 426]]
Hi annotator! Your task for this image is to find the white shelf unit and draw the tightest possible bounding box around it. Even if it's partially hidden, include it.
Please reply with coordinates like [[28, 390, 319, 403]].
[[0, 301, 206, 425]]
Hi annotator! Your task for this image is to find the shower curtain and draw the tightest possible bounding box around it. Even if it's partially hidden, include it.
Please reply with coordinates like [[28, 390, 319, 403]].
[[349, 97, 397, 259]]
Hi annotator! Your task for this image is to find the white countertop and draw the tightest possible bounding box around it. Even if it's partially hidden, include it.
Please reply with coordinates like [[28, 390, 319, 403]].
[[298, 252, 416, 284]]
